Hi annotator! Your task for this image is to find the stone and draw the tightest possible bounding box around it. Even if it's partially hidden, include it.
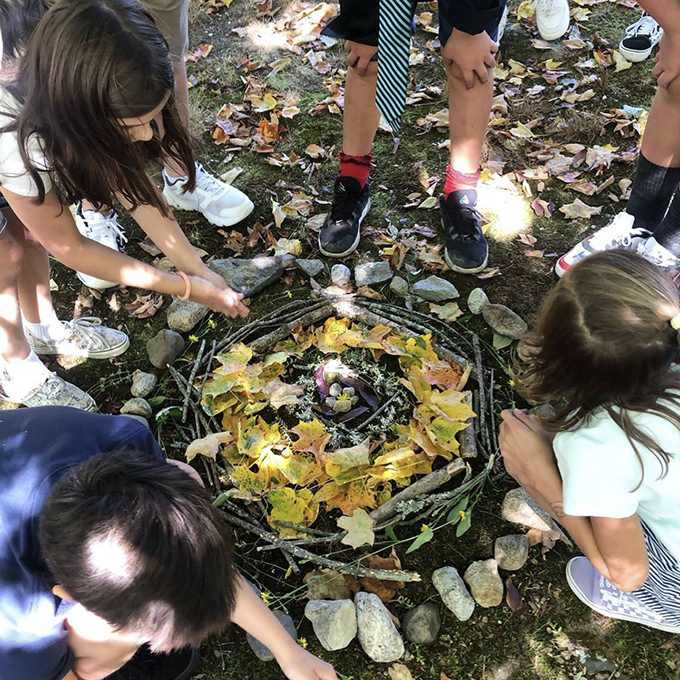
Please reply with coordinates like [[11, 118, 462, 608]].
[[432, 567, 475, 622], [304, 599, 357, 651], [467, 287, 489, 314], [494, 534, 529, 571], [355, 592, 404, 663], [331, 264, 351, 287], [120, 414, 150, 429], [296, 259, 325, 278], [120, 398, 153, 419], [390, 276, 409, 297], [584, 657, 617, 676], [402, 603, 440, 645], [146, 329, 185, 369], [464, 559, 504, 608], [166, 298, 208, 333], [333, 398, 352, 414], [355, 261, 393, 287], [210, 254, 292, 297], [412, 276, 460, 302], [131, 370, 157, 399], [247, 610, 296, 661], [329, 383, 342, 397], [482, 304, 528, 340], [501, 487, 558, 533]]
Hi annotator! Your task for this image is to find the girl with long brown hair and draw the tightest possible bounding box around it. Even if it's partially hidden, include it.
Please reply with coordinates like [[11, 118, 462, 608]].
[[500, 249, 680, 633]]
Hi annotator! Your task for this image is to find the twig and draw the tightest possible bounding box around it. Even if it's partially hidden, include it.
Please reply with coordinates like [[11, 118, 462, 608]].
[[183, 339, 206, 424], [473, 334, 492, 455], [459, 391, 478, 459], [282, 549, 300, 575], [355, 393, 400, 431], [257, 533, 345, 550], [196, 339, 217, 404], [169, 365, 216, 436], [272, 521, 337, 537]]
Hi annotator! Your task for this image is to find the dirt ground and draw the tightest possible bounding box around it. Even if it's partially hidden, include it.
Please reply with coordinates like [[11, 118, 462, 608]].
[[33, 0, 680, 678]]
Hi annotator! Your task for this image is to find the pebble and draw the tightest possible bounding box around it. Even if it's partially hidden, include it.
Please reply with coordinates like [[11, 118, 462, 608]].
[[304, 599, 357, 651], [467, 288, 489, 315], [354, 261, 393, 287], [494, 534, 529, 571], [120, 414, 149, 429], [329, 383, 342, 397], [402, 603, 441, 645], [482, 304, 528, 340], [412, 276, 460, 302], [120, 398, 153, 419], [296, 259, 325, 278], [246, 610, 297, 661], [130, 370, 157, 399], [333, 398, 352, 414], [432, 566, 475, 622], [355, 592, 404, 663], [210, 254, 292, 297], [463, 559, 504, 608], [166, 298, 208, 333], [584, 657, 617, 676], [146, 329, 185, 369], [501, 488, 558, 533], [390, 276, 409, 297], [331, 264, 351, 287]]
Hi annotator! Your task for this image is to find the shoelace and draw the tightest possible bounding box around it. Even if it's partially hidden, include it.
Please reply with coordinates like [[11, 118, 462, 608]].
[[61, 317, 108, 351], [589, 216, 646, 249], [533, 0, 563, 18], [448, 204, 482, 243], [330, 182, 362, 222], [85, 211, 128, 247], [194, 163, 231, 201], [626, 13, 659, 39]]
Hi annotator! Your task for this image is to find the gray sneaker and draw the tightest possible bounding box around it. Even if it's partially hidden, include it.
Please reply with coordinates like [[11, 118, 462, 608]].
[[26, 317, 129, 359], [0, 369, 97, 411]]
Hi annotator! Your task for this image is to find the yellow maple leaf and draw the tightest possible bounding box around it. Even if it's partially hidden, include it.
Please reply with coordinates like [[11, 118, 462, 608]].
[[185, 431, 234, 462], [261, 378, 305, 409], [267, 488, 319, 537], [290, 418, 331, 461], [430, 390, 476, 422]]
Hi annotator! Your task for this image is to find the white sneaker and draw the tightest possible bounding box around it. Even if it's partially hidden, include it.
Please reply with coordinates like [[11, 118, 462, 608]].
[[74, 204, 127, 290], [555, 212, 651, 277], [638, 237, 680, 269], [534, 0, 570, 42], [163, 162, 255, 227], [619, 12, 663, 63]]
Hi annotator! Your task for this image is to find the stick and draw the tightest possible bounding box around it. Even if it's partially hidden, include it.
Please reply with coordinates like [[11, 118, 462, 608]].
[[472, 335, 490, 452], [369, 458, 466, 523], [257, 533, 345, 550], [196, 339, 217, 404], [459, 391, 478, 459], [282, 549, 300, 575], [183, 339, 206, 424], [272, 521, 337, 537], [355, 393, 400, 431]]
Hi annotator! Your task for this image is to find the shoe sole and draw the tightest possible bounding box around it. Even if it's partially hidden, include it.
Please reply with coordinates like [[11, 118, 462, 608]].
[[537, 16, 570, 42], [77, 271, 119, 290], [618, 44, 653, 63], [164, 189, 255, 227], [565, 558, 680, 634], [30, 335, 130, 360], [319, 197, 370, 259], [0, 389, 97, 411], [554, 259, 568, 278]]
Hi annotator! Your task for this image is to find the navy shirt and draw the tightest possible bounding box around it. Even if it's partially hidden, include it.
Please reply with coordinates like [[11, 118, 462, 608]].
[[0, 407, 165, 680]]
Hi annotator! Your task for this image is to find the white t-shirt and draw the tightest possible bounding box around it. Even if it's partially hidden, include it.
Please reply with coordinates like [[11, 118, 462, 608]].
[[554, 403, 680, 563], [0, 85, 52, 198]]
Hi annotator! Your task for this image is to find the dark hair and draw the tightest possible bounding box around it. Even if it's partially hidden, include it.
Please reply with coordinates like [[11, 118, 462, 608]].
[[0, 0, 48, 67], [8, 0, 195, 214], [515, 249, 680, 485], [39, 449, 238, 652]]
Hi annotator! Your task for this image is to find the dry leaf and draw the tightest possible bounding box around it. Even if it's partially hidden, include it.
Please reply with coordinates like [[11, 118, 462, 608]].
[[304, 568, 360, 600], [518, 233, 537, 246], [525, 250, 544, 258], [124, 293, 163, 318], [359, 549, 405, 603], [559, 199, 602, 220], [388, 664, 413, 680], [429, 302, 463, 322], [338, 508, 376, 549], [506, 577, 524, 612]]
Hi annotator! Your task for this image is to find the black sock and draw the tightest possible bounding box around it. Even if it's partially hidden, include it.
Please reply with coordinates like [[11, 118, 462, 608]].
[[626, 153, 680, 231], [653, 187, 680, 257]]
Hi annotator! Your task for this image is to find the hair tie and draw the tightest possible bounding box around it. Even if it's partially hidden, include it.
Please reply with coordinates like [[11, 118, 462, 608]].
[[671, 313, 680, 331]]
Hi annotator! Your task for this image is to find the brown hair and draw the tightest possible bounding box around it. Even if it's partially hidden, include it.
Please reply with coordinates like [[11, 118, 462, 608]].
[[516, 249, 680, 482], [6, 0, 195, 215]]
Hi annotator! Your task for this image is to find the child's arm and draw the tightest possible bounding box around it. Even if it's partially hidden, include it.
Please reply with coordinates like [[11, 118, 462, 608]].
[[230, 576, 337, 680], [637, 0, 680, 89]]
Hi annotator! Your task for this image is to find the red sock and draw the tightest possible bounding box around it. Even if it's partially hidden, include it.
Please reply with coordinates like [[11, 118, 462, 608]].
[[339, 150, 373, 188], [443, 165, 481, 197]]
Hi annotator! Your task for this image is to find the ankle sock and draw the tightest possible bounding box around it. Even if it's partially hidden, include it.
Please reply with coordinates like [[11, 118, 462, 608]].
[[339, 151, 372, 188], [652, 187, 680, 258], [626, 154, 680, 232], [1, 350, 49, 398], [443, 165, 481, 204], [22, 310, 66, 343]]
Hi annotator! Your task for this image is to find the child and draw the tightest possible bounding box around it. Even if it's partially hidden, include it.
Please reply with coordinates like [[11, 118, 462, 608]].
[[500, 250, 680, 633], [555, 0, 680, 277], [0, 406, 337, 680], [319, 0, 505, 274], [0, 0, 248, 410]]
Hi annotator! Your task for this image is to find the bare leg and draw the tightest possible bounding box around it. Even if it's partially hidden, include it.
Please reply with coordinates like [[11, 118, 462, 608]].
[[164, 60, 192, 179], [343, 61, 381, 157], [641, 85, 680, 167]]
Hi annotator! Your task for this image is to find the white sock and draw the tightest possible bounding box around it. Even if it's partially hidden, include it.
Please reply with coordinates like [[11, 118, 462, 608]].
[[22, 309, 66, 343], [1, 350, 50, 399]]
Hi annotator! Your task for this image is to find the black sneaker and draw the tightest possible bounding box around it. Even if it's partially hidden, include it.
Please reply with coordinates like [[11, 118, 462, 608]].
[[619, 12, 663, 63], [318, 176, 370, 258], [107, 646, 200, 680], [440, 193, 488, 274]]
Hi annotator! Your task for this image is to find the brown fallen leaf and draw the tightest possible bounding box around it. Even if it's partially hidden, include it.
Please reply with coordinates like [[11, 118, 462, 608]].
[[124, 293, 164, 319], [138, 237, 162, 257], [476, 266, 502, 279], [518, 233, 537, 246], [525, 250, 544, 258], [358, 549, 405, 603], [184, 43, 213, 63], [356, 286, 385, 300], [506, 577, 524, 612], [388, 664, 413, 680], [559, 199, 602, 220], [303, 568, 360, 600]]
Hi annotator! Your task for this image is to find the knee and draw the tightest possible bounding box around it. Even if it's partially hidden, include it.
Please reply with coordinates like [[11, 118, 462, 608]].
[[662, 76, 680, 106], [349, 60, 379, 79], [0, 235, 24, 284]]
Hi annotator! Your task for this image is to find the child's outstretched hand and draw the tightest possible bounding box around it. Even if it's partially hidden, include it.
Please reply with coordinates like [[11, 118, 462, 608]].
[[276, 643, 337, 680], [187, 275, 249, 318]]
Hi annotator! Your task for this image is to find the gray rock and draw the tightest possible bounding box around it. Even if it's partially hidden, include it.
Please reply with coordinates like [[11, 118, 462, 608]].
[[120, 398, 153, 418], [210, 254, 292, 297], [355, 261, 393, 287], [501, 487, 558, 532], [584, 657, 617, 676], [355, 592, 404, 663], [131, 370, 157, 399], [432, 567, 475, 621], [146, 329, 185, 369], [304, 599, 357, 651], [412, 276, 460, 302], [494, 534, 529, 571], [331, 264, 351, 287], [464, 559, 504, 608], [482, 304, 527, 340], [247, 610, 297, 661], [296, 259, 325, 278], [167, 298, 208, 333], [329, 383, 342, 397], [467, 287, 489, 314], [402, 603, 440, 645], [390, 276, 409, 297], [120, 414, 150, 429]]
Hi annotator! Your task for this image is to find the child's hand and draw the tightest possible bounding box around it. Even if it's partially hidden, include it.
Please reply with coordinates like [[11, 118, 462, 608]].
[[653, 31, 680, 89], [276, 643, 337, 680], [188, 275, 249, 318], [345, 40, 378, 77], [442, 29, 498, 89]]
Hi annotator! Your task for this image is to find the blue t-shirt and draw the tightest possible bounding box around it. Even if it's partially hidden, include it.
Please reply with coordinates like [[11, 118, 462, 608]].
[[0, 407, 165, 680]]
